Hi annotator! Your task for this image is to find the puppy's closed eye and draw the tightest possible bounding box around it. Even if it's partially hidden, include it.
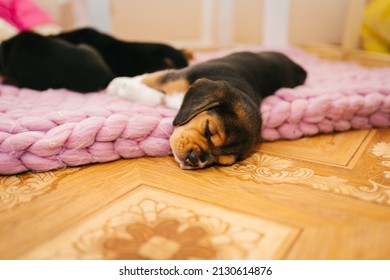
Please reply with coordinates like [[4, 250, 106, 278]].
[[204, 120, 212, 141]]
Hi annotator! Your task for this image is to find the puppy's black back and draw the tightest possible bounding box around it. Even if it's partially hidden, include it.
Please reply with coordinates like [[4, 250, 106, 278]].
[[183, 51, 307, 105], [56, 28, 189, 77], [0, 31, 114, 92]]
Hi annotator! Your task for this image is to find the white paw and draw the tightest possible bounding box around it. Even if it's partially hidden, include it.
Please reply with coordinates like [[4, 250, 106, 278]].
[[165, 93, 185, 110], [106, 75, 164, 105]]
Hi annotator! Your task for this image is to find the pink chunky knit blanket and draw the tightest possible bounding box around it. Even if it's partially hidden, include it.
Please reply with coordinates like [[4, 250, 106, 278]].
[[1, 48, 390, 174]]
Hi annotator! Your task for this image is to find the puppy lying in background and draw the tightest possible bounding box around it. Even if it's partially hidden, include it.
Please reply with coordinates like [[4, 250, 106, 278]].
[[108, 51, 307, 169], [0, 27, 189, 92]]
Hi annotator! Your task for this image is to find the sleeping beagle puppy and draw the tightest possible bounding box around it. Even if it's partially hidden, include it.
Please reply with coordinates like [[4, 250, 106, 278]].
[[108, 51, 307, 169]]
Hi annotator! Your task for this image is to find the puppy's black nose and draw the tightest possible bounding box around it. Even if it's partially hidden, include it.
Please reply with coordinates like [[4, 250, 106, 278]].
[[184, 150, 210, 167], [185, 150, 198, 167]]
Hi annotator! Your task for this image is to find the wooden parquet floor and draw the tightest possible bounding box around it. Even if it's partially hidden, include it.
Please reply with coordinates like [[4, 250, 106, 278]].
[[1, 127, 390, 260]]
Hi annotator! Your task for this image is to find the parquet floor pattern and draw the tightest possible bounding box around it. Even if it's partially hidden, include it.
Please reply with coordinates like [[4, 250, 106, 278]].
[[1, 127, 390, 260]]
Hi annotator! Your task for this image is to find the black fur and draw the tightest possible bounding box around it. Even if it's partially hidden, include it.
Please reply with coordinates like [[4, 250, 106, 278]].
[[0, 27, 189, 92], [56, 28, 189, 77], [0, 31, 114, 92], [182, 51, 307, 105]]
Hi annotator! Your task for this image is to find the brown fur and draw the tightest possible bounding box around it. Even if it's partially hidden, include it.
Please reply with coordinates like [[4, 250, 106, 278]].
[[142, 71, 190, 96], [169, 112, 228, 169]]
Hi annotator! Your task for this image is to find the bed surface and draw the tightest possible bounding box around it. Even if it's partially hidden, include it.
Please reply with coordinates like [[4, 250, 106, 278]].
[[1, 47, 389, 174]]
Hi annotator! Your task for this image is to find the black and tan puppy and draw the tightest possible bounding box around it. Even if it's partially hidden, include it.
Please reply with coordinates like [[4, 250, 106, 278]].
[[0, 28, 189, 92], [108, 51, 307, 169]]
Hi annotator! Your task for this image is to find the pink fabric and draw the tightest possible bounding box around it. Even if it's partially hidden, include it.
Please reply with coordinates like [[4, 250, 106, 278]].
[[0, 88, 176, 174], [0, 0, 55, 30], [1, 48, 390, 174]]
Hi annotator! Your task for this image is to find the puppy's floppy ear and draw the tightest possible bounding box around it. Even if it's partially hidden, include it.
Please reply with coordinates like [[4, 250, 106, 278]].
[[173, 78, 229, 126]]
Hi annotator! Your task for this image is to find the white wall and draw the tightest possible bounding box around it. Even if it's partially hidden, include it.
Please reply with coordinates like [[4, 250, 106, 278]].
[[34, 0, 353, 48]]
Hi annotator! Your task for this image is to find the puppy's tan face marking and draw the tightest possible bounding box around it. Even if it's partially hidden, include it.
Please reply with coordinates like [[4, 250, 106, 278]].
[[169, 111, 234, 169], [217, 155, 236, 165]]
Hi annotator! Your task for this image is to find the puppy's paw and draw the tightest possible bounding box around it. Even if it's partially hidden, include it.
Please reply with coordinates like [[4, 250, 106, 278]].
[[107, 75, 164, 105], [165, 93, 184, 110]]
